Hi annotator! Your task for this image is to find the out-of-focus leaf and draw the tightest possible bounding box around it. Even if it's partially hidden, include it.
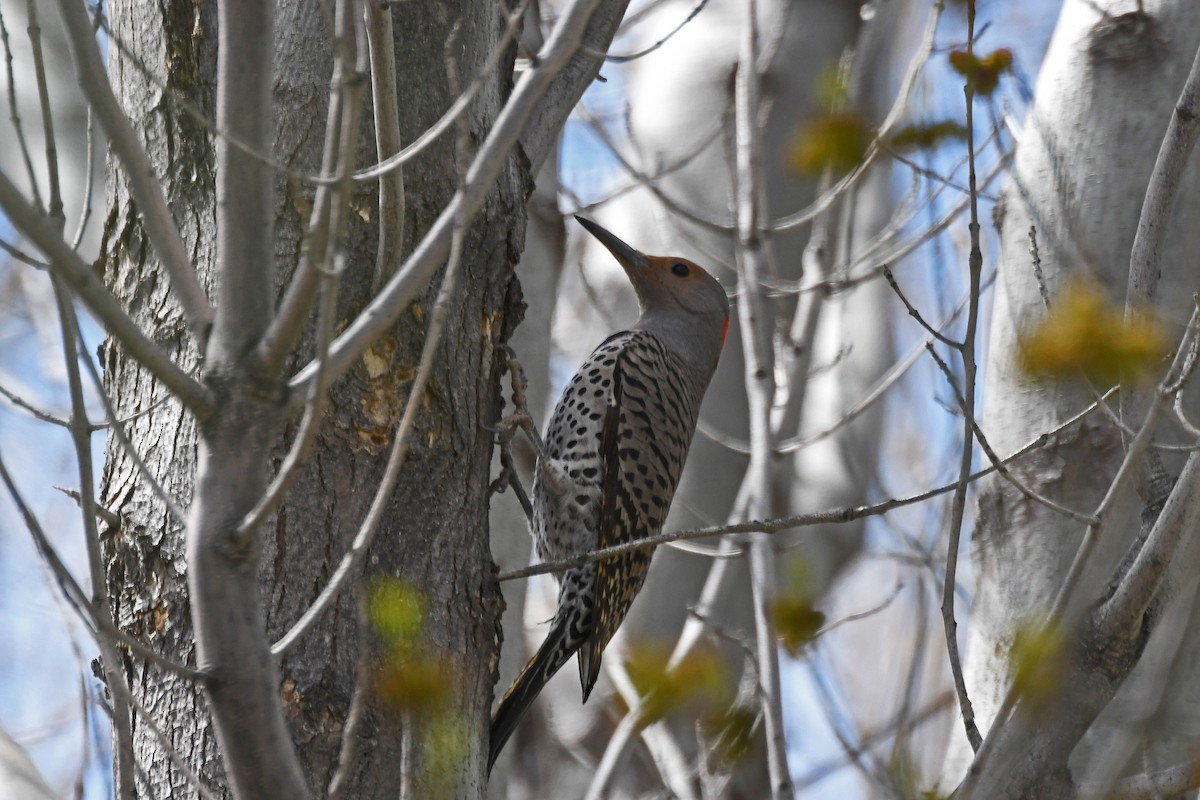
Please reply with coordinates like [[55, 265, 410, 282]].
[[368, 578, 426, 646], [368, 578, 455, 714], [814, 64, 851, 111], [422, 716, 468, 795], [890, 120, 969, 153], [626, 642, 730, 725], [772, 597, 825, 657], [375, 642, 454, 714], [702, 705, 757, 767], [1009, 617, 1067, 708], [1017, 278, 1167, 384], [948, 48, 1013, 95], [787, 112, 872, 176], [771, 558, 825, 656]]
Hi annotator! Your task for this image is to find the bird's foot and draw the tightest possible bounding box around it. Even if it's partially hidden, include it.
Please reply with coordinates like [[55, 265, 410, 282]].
[[490, 436, 534, 523]]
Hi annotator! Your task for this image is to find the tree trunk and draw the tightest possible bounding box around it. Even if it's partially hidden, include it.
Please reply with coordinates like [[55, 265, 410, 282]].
[[100, 2, 524, 796], [943, 0, 1200, 791]]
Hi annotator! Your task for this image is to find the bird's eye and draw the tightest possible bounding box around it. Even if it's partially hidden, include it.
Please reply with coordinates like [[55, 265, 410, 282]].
[[671, 262, 690, 277]]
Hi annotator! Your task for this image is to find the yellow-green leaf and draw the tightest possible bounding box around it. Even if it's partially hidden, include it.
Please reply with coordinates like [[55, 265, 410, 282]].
[[772, 596, 826, 657], [368, 579, 426, 646], [890, 120, 969, 153], [948, 48, 1013, 95], [1008, 617, 1067, 708], [1017, 278, 1167, 384], [788, 112, 872, 176], [626, 643, 730, 725], [702, 706, 757, 767]]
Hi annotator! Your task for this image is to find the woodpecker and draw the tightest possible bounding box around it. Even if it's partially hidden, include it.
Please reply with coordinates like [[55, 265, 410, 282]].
[[489, 216, 729, 772]]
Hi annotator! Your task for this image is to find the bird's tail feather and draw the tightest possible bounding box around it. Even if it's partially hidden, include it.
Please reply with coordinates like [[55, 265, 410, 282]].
[[488, 614, 580, 774]]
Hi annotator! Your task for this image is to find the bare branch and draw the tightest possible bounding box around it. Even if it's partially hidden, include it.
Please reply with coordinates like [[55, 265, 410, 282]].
[[883, 265, 962, 349], [74, 328, 188, 523], [53, 0, 214, 342], [0, 170, 213, 416], [518, 0, 630, 175], [733, 5, 790, 793], [499, 388, 1112, 590], [236, 0, 366, 538], [1125, 34, 1200, 312], [286, 0, 620, 406], [327, 611, 373, 800], [0, 3, 43, 210], [364, 0, 405, 291], [0, 450, 201, 681], [347, 0, 529, 185], [104, 665, 220, 800], [50, 279, 135, 798], [941, 0, 984, 754], [257, 0, 377, 373], [207, 0, 277, 362], [601, 0, 712, 64], [0, 377, 74, 428], [924, 343, 1099, 526], [68, 106, 98, 252], [26, 0, 62, 225], [768, 0, 944, 233]]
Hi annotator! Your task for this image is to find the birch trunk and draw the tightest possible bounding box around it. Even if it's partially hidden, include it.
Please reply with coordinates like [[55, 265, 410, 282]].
[[944, 0, 1200, 791]]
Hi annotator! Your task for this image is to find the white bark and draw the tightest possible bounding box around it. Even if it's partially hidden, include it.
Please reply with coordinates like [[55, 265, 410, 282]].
[[944, 0, 1200, 790]]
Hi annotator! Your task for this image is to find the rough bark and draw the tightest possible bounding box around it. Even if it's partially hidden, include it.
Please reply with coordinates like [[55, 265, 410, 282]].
[[100, 1, 525, 797]]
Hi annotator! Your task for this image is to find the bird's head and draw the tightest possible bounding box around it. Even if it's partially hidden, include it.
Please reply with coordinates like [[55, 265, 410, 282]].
[[575, 217, 729, 369]]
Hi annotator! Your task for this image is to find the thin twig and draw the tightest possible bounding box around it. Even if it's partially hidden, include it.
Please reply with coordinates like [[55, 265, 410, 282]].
[[104, 662, 220, 800], [279, 0, 583, 399], [26, 0, 62, 224], [0, 169, 213, 416], [585, 540, 740, 795], [54, 487, 121, 527], [0, 378, 74, 428], [602, 0, 711, 63], [924, 343, 1098, 526], [500, 385, 1113, 606], [69, 105, 98, 252], [583, 659, 699, 800], [768, 0, 944, 233], [328, 603, 373, 800], [0, 450, 202, 680], [0, 2, 44, 211], [364, 0, 405, 291], [0, 235, 49, 267], [50, 278, 136, 798], [883, 265, 961, 348], [940, 0, 983, 753], [74, 331, 187, 522], [83, 0, 510, 193]]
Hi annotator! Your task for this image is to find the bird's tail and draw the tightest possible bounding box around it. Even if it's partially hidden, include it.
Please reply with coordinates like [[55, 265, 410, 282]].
[[488, 612, 581, 774]]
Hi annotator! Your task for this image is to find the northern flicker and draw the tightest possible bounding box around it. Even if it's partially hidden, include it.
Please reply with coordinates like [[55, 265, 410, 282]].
[[489, 216, 729, 772]]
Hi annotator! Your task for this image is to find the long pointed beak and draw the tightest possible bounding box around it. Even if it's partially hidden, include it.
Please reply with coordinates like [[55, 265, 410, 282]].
[[575, 216, 650, 272]]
